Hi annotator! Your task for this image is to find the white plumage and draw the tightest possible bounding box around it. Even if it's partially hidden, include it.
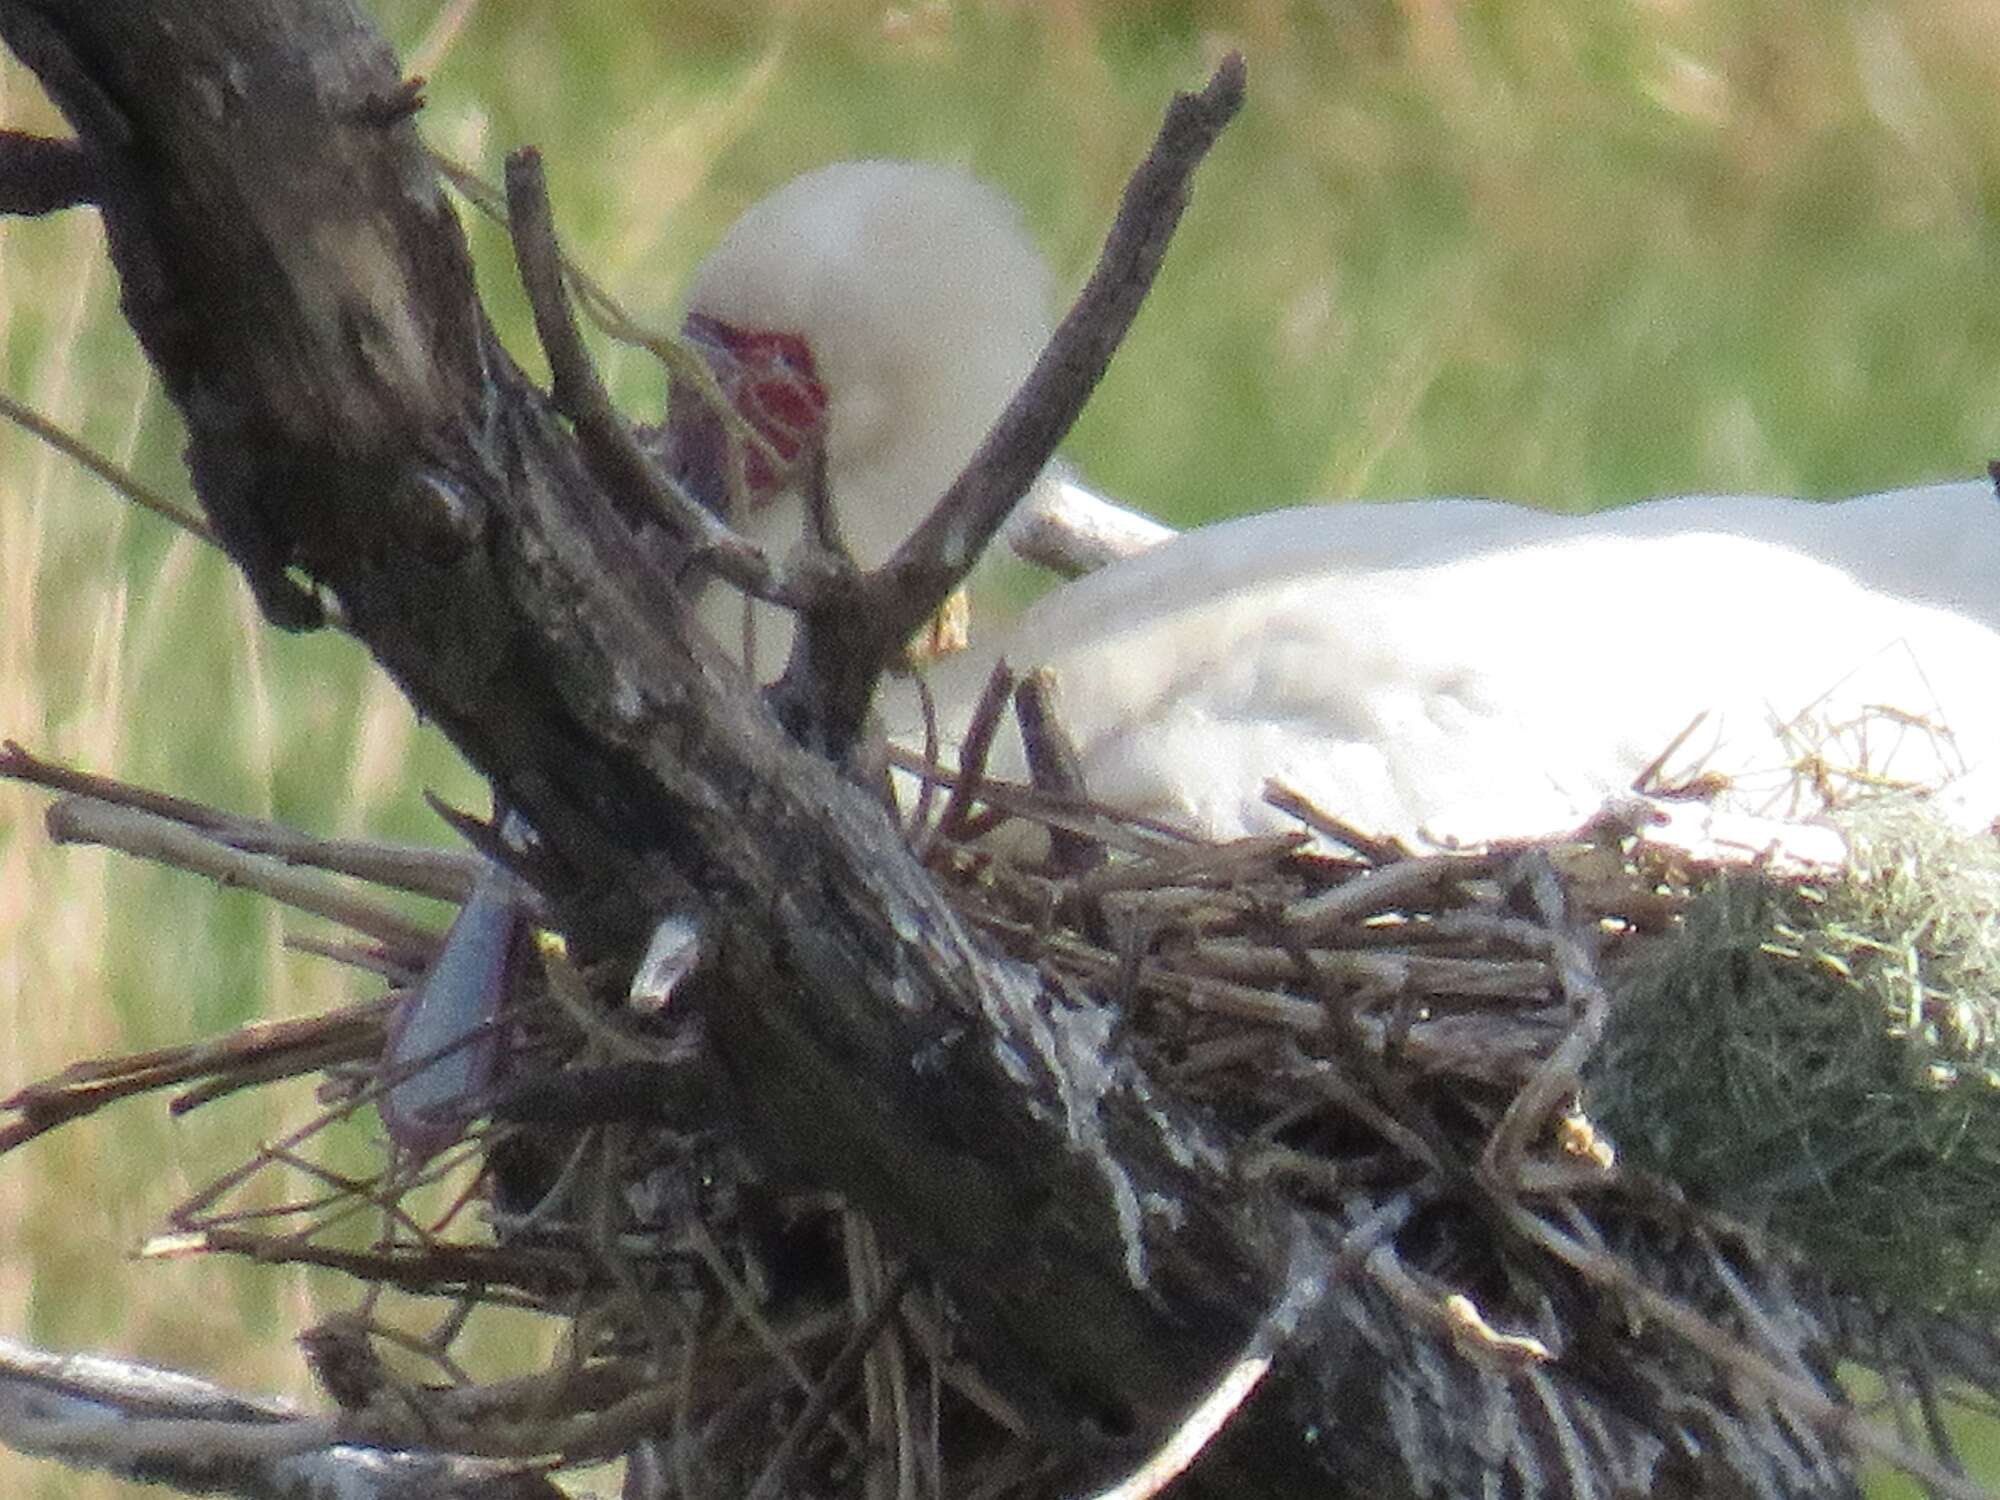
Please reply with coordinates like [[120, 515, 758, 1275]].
[[921, 508, 2000, 850], [673, 161, 2000, 853], [1155, 484, 2000, 628], [677, 160, 1054, 680]]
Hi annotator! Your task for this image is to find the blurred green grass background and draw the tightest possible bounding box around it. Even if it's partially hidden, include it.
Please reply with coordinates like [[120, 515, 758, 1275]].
[[6, 1, 2000, 1494]]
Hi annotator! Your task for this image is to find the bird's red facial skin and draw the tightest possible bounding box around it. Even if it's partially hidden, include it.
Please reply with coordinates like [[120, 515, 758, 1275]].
[[669, 312, 829, 519]]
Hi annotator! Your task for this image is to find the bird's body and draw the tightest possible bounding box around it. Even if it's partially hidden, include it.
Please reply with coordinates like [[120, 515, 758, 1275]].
[[1169, 482, 2000, 626], [666, 158, 2000, 854], [905, 505, 2000, 850]]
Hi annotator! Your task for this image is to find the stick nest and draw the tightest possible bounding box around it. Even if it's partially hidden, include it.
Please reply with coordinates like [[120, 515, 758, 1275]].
[[9, 744, 2000, 1500]]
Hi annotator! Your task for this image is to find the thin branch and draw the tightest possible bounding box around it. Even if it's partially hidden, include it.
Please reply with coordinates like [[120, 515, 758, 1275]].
[[776, 53, 1248, 750], [1284, 850, 1493, 935], [0, 389, 213, 543], [1262, 783, 1413, 865], [500, 146, 803, 610], [154, 1229, 589, 1299], [0, 995, 393, 1155], [891, 52, 1244, 603], [0, 1335, 565, 1500], [1013, 669, 1105, 877], [0, 743, 477, 898], [883, 739, 1194, 856], [42, 797, 444, 952], [1497, 1205, 1996, 1500], [430, 151, 756, 444], [0, 128, 96, 213], [1480, 855, 1611, 1184], [745, 1263, 918, 1500], [1, 741, 258, 831], [931, 661, 1017, 846]]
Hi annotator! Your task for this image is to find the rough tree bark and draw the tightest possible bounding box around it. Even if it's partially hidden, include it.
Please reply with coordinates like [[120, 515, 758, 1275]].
[[0, 1, 1336, 1493]]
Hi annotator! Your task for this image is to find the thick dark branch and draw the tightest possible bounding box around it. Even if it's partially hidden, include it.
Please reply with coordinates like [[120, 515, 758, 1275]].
[[0, 5, 1330, 1492], [775, 54, 1246, 750], [893, 53, 1245, 601]]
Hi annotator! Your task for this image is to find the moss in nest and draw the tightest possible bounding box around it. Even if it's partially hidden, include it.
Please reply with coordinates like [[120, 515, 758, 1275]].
[[1589, 799, 2000, 1313]]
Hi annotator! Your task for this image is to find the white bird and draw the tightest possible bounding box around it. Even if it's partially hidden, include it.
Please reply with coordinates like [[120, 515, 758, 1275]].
[[393, 164, 2000, 1145], [661, 160, 2000, 855], [1150, 484, 2000, 630], [664, 160, 1060, 681], [918, 511, 2000, 852]]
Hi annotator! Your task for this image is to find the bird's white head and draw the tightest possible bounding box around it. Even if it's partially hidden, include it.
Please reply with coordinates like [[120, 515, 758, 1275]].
[[667, 161, 1055, 665]]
